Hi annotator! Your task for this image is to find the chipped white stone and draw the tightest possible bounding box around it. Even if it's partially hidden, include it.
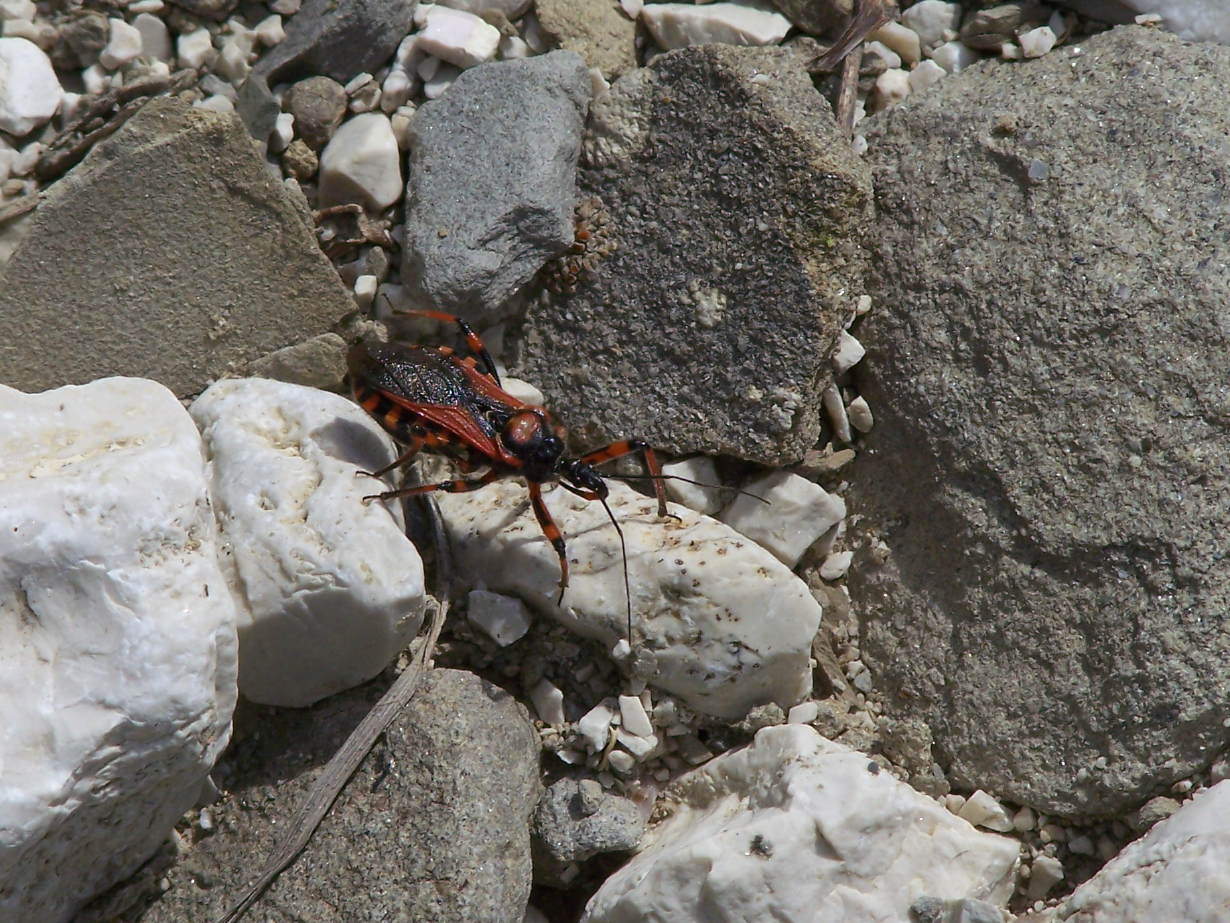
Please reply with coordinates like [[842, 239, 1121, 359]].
[[196, 94, 234, 113], [823, 382, 853, 444], [318, 112, 403, 211], [499, 376, 545, 407], [269, 110, 294, 152], [415, 5, 499, 68], [254, 13, 285, 46], [661, 455, 724, 516], [619, 0, 643, 16], [899, 0, 961, 54], [929, 39, 980, 73], [9, 139, 38, 176], [1012, 805, 1037, 832], [846, 395, 873, 433], [190, 379, 425, 708], [417, 53, 441, 81], [863, 40, 900, 71], [381, 70, 413, 112], [1028, 854, 1065, 901], [467, 589, 532, 646], [579, 701, 617, 753], [819, 550, 853, 582], [640, 1, 790, 50], [132, 12, 172, 62], [214, 36, 251, 83], [1000, 41, 1021, 59], [855, 294, 872, 316], [177, 27, 215, 70], [435, 481, 823, 718], [99, 18, 142, 70], [617, 728, 658, 758], [531, 678, 566, 725], [0, 378, 238, 923], [0, 0, 35, 21], [958, 790, 1015, 833], [873, 67, 911, 110], [270, 0, 299, 13], [354, 273, 378, 308], [0, 37, 60, 136], [608, 749, 636, 773], [786, 700, 819, 724], [619, 694, 654, 738], [909, 58, 946, 93], [1020, 26, 1056, 58], [870, 20, 922, 66], [81, 63, 110, 96], [348, 82, 381, 114], [423, 62, 460, 99], [721, 470, 845, 569], [499, 34, 530, 59], [831, 329, 865, 375], [583, 726, 1018, 922], [128, 0, 164, 12]]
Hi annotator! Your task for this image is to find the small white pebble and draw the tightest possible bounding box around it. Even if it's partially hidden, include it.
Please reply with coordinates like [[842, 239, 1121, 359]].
[[81, 63, 111, 96], [787, 701, 819, 724], [822, 382, 852, 443], [873, 68, 910, 110], [529, 678, 566, 726], [270, 0, 299, 13], [846, 396, 873, 433], [616, 729, 658, 759], [909, 59, 946, 93], [177, 28, 216, 70], [354, 274, 378, 309], [943, 793, 966, 815], [819, 550, 854, 581], [607, 750, 635, 773], [344, 72, 373, 95], [133, 12, 172, 62], [9, 141, 39, 177], [957, 790, 1014, 832], [1040, 822, 1066, 843], [269, 111, 294, 152], [1012, 805, 1037, 832], [862, 40, 900, 71], [254, 14, 284, 46], [928, 40, 979, 74], [610, 638, 632, 661], [578, 702, 617, 753], [100, 18, 143, 70], [1000, 41, 1021, 60], [1067, 834, 1095, 855], [831, 330, 865, 374], [214, 37, 251, 83], [1028, 855, 1065, 900], [899, 0, 961, 54], [856, 294, 872, 316], [415, 5, 499, 69], [1019, 26, 1056, 58], [466, 589, 532, 645], [1134, 12, 1163, 26], [128, 0, 164, 12], [196, 94, 234, 113], [619, 0, 642, 18], [555, 748, 585, 765], [618, 694, 654, 737], [381, 71, 413, 113], [499, 34, 529, 60], [2, 18, 40, 44], [422, 63, 459, 99], [850, 134, 868, 157], [661, 455, 724, 515], [869, 20, 921, 66]]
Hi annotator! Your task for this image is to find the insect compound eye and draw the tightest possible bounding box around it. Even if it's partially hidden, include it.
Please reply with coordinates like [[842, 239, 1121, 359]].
[[534, 435, 563, 464]]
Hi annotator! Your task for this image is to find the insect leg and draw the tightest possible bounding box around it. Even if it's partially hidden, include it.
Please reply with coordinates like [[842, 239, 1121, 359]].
[[578, 440, 670, 517], [361, 433, 426, 480], [528, 480, 569, 603], [362, 466, 504, 503], [393, 308, 501, 386]]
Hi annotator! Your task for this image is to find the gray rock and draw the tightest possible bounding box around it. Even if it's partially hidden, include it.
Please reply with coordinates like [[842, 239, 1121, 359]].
[[253, 0, 418, 85], [0, 99, 353, 397], [535, 0, 637, 78], [959, 2, 1049, 50], [852, 27, 1230, 816], [165, 0, 237, 21], [284, 75, 348, 151], [244, 332, 349, 390], [511, 45, 871, 465], [234, 74, 280, 145], [1127, 795, 1181, 833], [768, 0, 852, 36], [51, 11, 110, 68], [141, 669, 541, 922], [532, 778, 646, 883], [401, 51, 591, 324]]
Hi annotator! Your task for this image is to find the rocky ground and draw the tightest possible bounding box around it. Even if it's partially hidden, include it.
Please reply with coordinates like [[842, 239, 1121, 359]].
[[2, 0, 1230, 921]]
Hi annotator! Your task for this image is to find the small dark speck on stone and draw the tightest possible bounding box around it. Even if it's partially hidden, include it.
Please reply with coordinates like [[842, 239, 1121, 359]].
[[867, 760, 881, 775]]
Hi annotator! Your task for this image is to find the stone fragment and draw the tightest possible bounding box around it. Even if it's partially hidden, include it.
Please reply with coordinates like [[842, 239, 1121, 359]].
[[640, 1, 791, 50], [870, 19, 922, 65], [166, 0, 238, 21], [514, 46, 871, 465], [282, 137, 317, 179], [255, 13, 286, 46], [467, 589, 533, 645], [1112, 0, 1230, 42], [415, 4, 500, 68], [1127, 795, 1181, 832], [819, 550, 853, 581], [176, 27, 216, 69], [855, 26, 1230, 815], [284, 75, 347, 150], [583, 726, 1017, 921], [957, 790, 1015, 832], [530, 678, 566, 725], [662, 455, 725, 515], [439, 0, 531, 15], [766, 0, 850, 36], [252, 0, 418, 85], [874, 66, 911, 108], [140, 670, 539, 922], [244, 332, 348, 390], [909, 60, 947, 95], [99, 17, 142, 69], [270, 110, 294, 151], [863, 39, 901, 71], [722, 470, 845, 568], [0, 378, 238, 923], [929, 39, 981, 73], [900, 0, 962, 54], [190, 379, 424, 707], [214, 36, 252, 82], [831, 329, 865, 374], [133, 12, 173, 61], [578, 701, 617, 753], [960, 2, 1049, 50], [52, 12, 109, 68], [535, 0, 637, 77], [402, 51, 590, 323], [618, 694, 654, 737], [533, 778, 646, 877], [0, 37, 60, 136], [1019, 25, 1056, 57], [0, 0, 34, 20], [318, 111, 403, 210], [846, 395, 873, 432], [0, 99, 354, 398], [433, 480, 823, 718]]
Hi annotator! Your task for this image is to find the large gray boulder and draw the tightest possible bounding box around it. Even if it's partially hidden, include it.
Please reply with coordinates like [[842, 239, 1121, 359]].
[[511, 44, 872, 466], [0, 98, 354, 396], [851, 26, 1230, 816]]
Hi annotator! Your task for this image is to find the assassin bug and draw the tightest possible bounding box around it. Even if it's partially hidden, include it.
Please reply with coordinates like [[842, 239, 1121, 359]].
[[347, 309, 674, 640]]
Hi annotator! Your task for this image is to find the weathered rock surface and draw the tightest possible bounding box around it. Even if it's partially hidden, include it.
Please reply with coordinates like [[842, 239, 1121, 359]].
[[190, 379, 425, 708], [0, 99, 354, 397], [401, 51, 591, 324], [582, 725, 1018, 922], [252, 0, 417, 83], [512, 45, 872, 465], [143, 669, 540, 922], [532, 778, 646, 882], [0, 378, 238, 923], [853, 27, 1230, 815], [1049, 782, 1230, 922], [535, 0, 638, 77], [433, 479, 823, 718]]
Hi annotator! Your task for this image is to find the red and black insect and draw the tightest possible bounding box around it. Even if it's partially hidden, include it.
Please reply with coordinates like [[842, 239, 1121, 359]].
[[347, 310, 672, 637]]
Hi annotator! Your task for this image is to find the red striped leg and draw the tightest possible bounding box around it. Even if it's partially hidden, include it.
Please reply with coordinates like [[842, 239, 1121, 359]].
[[362, 466, 504, 503], [528, 480, 569, 602], [578, 439, 669, 517]]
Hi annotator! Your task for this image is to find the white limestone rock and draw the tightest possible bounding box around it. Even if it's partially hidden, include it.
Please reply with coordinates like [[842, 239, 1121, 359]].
[[0, 0, 35, 21], [133, 12, 172, 62], [100, 17, 142, 70], [661, 455, 724, 515], [1020, 25, 1057, 58], [640, 1, 791, 51], [831, 329, 865, 375], [899, 0, 962, 54], [433, 480, 823, 718], [414, 4, 500, 68], [0, 378, 239, 923], [467, 588, 532, 645], [720, 470, 845, 568], [318, 111, 403, 211], [0, 37, 61, 136], [1120, 0, 1230, 42], [958, 790, 1015, 833], [873, 66, 911, 110], [870, 20, 922, 65], [177, 27, 216, 70], [928, 40, 981, 74], [1055, 781, 1230, 920], [909, 58, 946, 93], [190, 378, 425, 708], [582, 725, 1018, 922]]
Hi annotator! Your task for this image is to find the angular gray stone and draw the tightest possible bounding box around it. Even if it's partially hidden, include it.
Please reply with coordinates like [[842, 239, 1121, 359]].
[[768, 0, 852, 36], [0, 99, 354, 396], [959, 2, 1050, 49], [532, 778, 646, 883], [141, 669, 541, 922], [401, 51, 591, 324], [253, 0, 418, 84], [851, 27, 1230, 816], [511, 45, 872, 465]]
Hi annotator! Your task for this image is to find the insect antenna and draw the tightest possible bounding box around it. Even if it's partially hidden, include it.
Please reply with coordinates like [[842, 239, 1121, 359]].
[[611, 473, 770, 505], [598, 494, 634, 645]]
